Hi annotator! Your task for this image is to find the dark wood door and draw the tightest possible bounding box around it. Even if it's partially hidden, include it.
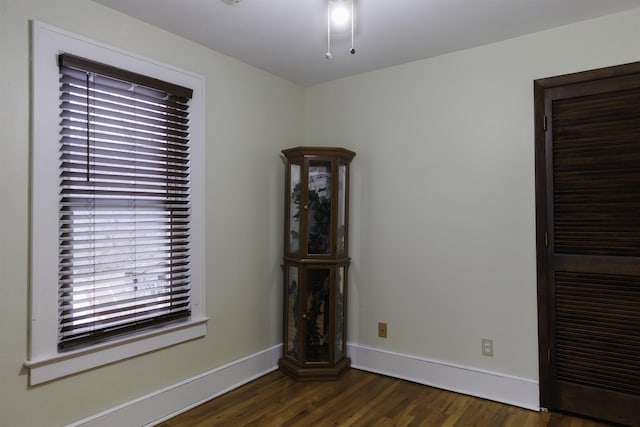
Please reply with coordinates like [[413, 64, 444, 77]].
[[535, 63, 640, 427]]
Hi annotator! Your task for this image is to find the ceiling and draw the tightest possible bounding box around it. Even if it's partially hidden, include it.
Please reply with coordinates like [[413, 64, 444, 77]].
[[93, 0, 640, 87]]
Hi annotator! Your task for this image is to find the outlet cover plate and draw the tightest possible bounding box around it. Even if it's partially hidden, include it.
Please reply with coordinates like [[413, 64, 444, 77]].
[[482, 338, 494, 357], [378, 322, 387, 338]]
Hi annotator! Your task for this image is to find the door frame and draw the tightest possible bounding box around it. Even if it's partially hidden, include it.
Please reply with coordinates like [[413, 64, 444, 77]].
[[534, 61, 640, 410]]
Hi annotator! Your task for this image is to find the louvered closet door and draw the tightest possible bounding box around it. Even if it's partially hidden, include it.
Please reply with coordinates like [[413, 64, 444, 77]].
[[536, 66, 640, 426]]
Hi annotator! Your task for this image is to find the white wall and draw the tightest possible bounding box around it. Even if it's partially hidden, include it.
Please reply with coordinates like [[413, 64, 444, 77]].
[[305, 8, 640, 380], [0, 1, 303, 426]]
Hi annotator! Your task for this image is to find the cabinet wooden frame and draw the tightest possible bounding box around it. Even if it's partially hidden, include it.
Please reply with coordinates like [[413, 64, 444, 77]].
[[279, 146, 355, 381]]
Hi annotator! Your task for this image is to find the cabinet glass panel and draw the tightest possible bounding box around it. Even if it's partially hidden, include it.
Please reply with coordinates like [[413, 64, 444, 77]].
[[305, 268, 330, 362], [289, 163, 301, 254], [287, 265, 299, 359], [307, 161, 332, 254], [337, 163, 347, 255], [335, 266, 345, 360]]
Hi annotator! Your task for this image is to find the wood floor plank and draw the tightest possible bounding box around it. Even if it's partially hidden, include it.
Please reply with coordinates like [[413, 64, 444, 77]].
[[158, 369, 617, 427]]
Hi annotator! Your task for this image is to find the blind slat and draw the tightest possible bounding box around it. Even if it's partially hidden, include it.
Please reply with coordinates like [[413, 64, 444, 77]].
[[61, 136, 190, 159], [59, 92, 189, 125], [60, 152, 190, 172]]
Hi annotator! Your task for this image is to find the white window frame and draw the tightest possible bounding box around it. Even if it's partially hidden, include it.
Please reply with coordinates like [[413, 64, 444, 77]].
[[26, 21, 207, 385]]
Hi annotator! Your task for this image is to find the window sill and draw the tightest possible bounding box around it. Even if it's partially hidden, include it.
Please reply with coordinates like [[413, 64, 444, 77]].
[[24, 317, 208, 385]]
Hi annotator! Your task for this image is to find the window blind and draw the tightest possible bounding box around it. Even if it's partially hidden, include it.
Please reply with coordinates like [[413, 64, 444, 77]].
[[58, 53, 194, 351]]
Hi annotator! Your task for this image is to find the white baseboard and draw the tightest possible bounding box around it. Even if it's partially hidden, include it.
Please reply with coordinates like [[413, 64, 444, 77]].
[[68, 344, 282, 427], [69, 342, 539, 426], [347, 343, 540, 411]]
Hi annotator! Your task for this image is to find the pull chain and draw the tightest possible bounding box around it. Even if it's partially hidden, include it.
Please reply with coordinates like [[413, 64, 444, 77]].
[[326, 1, 332, 59], [350, 0, 355, 54]]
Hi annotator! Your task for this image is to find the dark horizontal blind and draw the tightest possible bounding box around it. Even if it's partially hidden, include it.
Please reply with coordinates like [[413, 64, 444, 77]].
[[58, 53, 193, 351]]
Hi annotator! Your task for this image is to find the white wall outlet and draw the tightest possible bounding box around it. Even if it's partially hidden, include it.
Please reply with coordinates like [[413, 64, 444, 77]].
[[482, 338, 494, 357]]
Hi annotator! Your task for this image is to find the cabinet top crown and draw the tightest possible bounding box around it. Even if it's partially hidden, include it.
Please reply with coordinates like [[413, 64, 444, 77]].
[[282, 146, 356, 162]]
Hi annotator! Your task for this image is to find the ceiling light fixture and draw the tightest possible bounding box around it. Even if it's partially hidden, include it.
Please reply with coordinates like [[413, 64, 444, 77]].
[[331, 1, 350, 27], [219, 0, 240, 5], [326, 0, 355, 60]]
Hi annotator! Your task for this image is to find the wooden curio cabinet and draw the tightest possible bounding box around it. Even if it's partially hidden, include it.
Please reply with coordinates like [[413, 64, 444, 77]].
[[279, 146, 356, 381]]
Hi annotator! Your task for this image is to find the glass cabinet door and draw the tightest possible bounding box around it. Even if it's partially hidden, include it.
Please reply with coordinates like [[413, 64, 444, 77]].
[[337, 163, 347, 255], [286, 265, 299, 360], [335, 265, 345, 361], [288, 163, 301, 254], [306, 160, 332, 255], [304, 267, 330, 363]]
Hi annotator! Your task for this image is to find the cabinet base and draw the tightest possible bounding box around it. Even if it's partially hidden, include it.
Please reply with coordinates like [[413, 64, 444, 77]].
[[278, 356, 351, 381]]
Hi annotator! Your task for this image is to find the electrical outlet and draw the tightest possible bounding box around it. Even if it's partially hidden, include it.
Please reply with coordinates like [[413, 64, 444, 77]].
[[482, 338, 494, 357], [378, 322, 387, 338]]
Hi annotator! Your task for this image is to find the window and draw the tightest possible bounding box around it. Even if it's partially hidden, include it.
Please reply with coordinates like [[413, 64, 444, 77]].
[[57, 53, 194, 351], [27, 22, 206, 385]]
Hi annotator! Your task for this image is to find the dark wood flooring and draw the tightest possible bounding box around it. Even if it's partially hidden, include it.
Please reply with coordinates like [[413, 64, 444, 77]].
[[158, 369, 616, 426]]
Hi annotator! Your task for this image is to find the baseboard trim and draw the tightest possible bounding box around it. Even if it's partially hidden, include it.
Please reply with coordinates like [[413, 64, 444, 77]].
[[70, 342, 539, 426], [347, 343, 540, 411], [68, 344, 282, 427]]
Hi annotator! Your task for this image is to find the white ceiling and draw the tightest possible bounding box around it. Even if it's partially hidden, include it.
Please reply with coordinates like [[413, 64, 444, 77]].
[[93, 0, 640, 86]]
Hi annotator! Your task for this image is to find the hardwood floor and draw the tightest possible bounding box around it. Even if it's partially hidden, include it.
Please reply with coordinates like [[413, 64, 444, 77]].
[[158, 369, 616, 427]]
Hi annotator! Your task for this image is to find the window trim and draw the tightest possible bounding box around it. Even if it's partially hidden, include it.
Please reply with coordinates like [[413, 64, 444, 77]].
[[27, 21, 207, 385]]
